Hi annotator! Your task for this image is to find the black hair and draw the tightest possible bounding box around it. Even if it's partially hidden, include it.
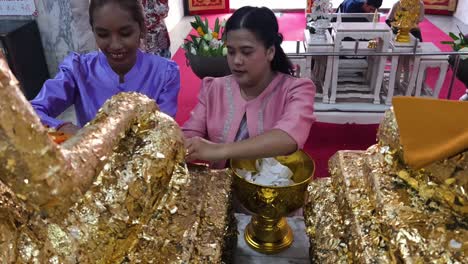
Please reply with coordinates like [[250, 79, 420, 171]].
[[89, 0, 146, 33], [225, 6, 294, 76], [366, 0, 382, 8]]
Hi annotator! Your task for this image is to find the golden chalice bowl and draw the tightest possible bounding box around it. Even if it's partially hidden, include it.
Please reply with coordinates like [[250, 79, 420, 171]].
[[230, 150, 315, 254]]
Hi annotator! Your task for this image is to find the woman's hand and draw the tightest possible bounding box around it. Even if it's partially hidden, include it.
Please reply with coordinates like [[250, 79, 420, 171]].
[[58, 123, 80, 135], [185, 136, 226, 162], [184, 130, 298, 163]]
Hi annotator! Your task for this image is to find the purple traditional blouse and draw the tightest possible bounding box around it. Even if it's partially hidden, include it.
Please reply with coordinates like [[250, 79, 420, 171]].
[[30, 49, 180, 128]]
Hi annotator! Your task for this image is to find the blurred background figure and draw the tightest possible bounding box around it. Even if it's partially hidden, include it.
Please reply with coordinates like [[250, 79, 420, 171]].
[[337, 0, 382, 13], [141, 0, 171, 58]]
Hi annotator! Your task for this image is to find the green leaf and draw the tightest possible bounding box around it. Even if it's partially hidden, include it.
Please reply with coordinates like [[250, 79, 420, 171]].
[[457, 25, 466, 38], [195, 15, 202, 25], [214, 18, 220, 33], [187, 15, 229, 57], [217, 45, 224, 55], [189, 34, 199, 43], [441, 41, 454, 44], [205, 17, 210, 32], [449, 32, 459, 40]]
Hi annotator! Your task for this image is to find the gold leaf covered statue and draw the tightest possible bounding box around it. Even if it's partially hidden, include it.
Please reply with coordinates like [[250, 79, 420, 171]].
[[305, 98, 468, 263], [0, 55, 236, 263], [392, 0, 421, 42]]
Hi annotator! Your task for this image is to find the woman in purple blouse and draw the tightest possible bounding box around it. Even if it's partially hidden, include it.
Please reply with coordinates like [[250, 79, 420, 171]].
[[31, 0, 180, 134]]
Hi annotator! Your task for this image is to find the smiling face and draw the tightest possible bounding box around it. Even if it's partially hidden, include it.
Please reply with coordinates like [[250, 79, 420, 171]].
[[226, 29, 275, 92], [91, 2, 143, 75]]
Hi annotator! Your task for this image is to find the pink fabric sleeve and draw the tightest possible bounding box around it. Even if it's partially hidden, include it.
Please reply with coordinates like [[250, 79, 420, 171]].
[[272, 78, 316, 148], [182, 77, 215, 139]]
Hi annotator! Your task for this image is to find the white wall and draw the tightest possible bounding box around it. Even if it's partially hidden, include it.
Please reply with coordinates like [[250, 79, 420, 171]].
[[454, 0, 468, 25], [165, 0, 184, 32]]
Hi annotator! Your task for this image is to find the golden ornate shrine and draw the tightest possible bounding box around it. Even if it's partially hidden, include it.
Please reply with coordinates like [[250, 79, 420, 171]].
[[392, 0, 421, 42]]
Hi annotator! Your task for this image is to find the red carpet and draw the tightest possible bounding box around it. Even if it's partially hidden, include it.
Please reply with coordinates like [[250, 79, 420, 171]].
[[174, 12, 466, 178]]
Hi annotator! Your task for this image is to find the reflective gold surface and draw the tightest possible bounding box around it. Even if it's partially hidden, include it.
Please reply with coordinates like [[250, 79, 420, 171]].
[[378, 109, 468, 216], [230, 150, 315, 254], [0, 55, 235, 263], [304, 178, 350, 263], [392, 0, 421, 43], [366, 145, 467, 262], [304, 109, 467, 263], [329, 151, 391, 263], [367, 39, 378, 49]]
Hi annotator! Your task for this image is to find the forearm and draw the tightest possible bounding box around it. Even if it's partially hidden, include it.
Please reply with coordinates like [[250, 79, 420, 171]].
[[31, 105, 66, 128], [419, 4, 425, 23], [29, 60, 78, 128], [386, 11, 394, 22], [221, 129, 297, 160], [183, 129, 206, 140]]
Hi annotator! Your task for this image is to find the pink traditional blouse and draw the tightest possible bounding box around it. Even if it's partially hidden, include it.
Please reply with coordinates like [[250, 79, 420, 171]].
[[183, 73, 316, 168]]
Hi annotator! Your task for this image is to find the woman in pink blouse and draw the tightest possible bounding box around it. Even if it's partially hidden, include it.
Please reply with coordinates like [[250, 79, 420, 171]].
[[183, 6, 316, 168]]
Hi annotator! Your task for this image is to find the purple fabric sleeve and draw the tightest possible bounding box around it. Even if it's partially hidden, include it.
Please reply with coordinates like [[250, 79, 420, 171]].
[[155, 61, 180, 118], [30, 53, 78, 128]]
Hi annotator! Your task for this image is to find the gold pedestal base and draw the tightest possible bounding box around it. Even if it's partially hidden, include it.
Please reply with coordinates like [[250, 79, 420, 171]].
[[231, 151, 315, 255], [244, 216, 293, 254], [395, 28, 411, 43]]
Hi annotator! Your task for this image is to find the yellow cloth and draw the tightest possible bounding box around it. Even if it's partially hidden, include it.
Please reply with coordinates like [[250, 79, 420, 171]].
[[393, 96, 468, 169]]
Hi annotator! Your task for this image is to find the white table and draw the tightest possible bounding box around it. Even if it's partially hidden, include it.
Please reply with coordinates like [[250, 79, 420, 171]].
[[414, 42, 448, 98], [387, 36, 421, 105], [330, 22, 391, 104], [304, 29, 334, 103], [281, 40, 307, 78]]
